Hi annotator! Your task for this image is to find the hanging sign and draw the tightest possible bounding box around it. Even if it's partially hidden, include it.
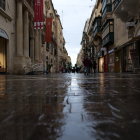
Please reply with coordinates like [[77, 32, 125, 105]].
[[34, 0, 44, 29], [46, 18, 53, 42]]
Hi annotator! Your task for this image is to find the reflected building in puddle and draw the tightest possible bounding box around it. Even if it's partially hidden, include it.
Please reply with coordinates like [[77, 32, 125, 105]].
[[0, 76, 66, 140]]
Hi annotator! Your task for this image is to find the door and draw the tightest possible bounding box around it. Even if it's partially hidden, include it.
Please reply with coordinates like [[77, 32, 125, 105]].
[[115, 50, 121, 72], [99, 57, 104, 72], [104, 55, 108, 72]]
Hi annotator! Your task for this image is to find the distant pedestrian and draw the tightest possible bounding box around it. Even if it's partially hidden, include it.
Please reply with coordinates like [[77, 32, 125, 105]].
[[83, 56, 92, 75], [93, 60, 97, 73]]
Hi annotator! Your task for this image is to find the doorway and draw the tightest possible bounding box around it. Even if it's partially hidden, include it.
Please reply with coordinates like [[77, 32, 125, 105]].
[[0, 37, 7, 73], [115, 50, 121, 72], [99, 57, 104, 72]]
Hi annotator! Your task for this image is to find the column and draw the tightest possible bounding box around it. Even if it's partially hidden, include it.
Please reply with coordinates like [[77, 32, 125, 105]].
[[16, 1, 23, 56], [30, 25, 35, 62], [23, 10, 29, 57], [35, 30, 39, 61], [39, 30, 42, 60]]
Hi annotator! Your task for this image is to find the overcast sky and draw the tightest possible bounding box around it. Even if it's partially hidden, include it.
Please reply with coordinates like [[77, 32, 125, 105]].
[[52, 0, 96, 66]]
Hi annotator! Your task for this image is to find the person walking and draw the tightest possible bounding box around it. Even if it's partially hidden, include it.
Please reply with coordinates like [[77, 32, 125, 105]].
[[93, 60, 97, 73], [83, 56, 92, 75]]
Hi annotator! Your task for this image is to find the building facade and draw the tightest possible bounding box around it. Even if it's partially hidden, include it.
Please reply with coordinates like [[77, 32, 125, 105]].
[[44, 0, 70, 73], [0, 0, 43, 74], [0, 0, 70, 74], [0, 0, 15, 73], [80, 0, 140, 73], [15, 0, 40, 74], [113, 0, 140, 72]]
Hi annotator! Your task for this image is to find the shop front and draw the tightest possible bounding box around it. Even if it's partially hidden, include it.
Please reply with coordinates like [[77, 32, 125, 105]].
[[130, 40, 140, 72], [97, 48, 108, 73], [108, 49, 115, 72], [0, 29, 8, 73], [121, 44, 134, 72], [99, 57, 104, 72], [115, 50, 121, 72]]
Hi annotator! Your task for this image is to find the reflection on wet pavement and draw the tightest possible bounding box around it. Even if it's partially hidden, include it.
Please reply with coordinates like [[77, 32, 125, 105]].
[[0, 73, 140, 140]]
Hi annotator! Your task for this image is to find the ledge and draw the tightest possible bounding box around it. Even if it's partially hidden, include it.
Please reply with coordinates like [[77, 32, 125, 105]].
[[0, 8, 12, 21]]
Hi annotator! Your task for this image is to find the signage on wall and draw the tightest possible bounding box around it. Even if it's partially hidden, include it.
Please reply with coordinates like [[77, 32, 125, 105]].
[[126, 22, 135, 27]]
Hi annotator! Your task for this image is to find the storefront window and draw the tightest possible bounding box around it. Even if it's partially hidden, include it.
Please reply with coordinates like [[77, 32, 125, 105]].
[[108, 53, 114, 72], [126, 45, 133, 72]]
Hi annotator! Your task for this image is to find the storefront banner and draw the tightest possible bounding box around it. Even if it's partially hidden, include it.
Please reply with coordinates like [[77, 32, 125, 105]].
[[34, 0, 44, 29], [46, 18, 53, 42]]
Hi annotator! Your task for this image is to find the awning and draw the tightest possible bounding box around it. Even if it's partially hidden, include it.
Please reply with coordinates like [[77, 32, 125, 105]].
[[0, 28, 9, 40]]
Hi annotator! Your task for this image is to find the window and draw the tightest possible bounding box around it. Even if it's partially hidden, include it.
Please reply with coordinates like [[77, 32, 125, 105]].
[[109, 21, 114, 32], [45, 1, 50, 10], [102, 0, 112, 17], [46, 43, 50, 51], [102, 0, 107, 11], [102, 19, 114, 46], [0, 0, 5, 10], [50, 13, 54, 18], [102, 24, 110, 38]]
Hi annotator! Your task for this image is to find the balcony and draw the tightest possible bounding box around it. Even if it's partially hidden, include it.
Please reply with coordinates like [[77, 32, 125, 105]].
[[102, 19, 114, 47], [93, 27, 101, 37], [102, 4, 112, 18], [102, 32, 114, 47], [92, 17, 102, 37]]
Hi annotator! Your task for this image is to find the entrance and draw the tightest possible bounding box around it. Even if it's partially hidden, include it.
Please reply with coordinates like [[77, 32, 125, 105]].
[[136, 41, 140, 67], [0, 37, 7, 73], [99, 57, 104, 72], [104, 55, 108, 72], [115, 50, 121, 72]]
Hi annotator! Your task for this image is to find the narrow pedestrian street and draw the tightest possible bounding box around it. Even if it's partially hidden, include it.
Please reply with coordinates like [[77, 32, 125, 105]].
[[0, 73, 140, 140]]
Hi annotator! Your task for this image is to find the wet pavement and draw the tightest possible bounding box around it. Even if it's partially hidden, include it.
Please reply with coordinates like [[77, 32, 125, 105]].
[[0, 73, 140, 140]]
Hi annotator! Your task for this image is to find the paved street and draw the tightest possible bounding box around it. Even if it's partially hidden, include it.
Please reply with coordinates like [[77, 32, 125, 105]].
[[0, 73, 140, 140]]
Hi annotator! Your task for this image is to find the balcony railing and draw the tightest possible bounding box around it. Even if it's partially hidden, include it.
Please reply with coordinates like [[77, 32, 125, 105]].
[[102, 32, 114, 47], [92, 17, 102, 37]]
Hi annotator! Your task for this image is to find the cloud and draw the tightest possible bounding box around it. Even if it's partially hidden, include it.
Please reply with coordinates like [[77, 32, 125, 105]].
[[52, 0, 96, 65]]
